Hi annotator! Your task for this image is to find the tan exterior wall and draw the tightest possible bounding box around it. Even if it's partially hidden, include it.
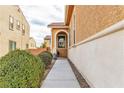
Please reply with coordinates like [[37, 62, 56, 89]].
[[69, 5, 124, 46], [0, 5, 30, 57], [69, 10, 75, 47], [67, 5, 124, 87], [51, 28, 57, 50]]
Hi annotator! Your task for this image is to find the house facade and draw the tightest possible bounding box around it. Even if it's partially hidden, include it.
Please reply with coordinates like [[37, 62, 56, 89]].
[[44, 35, 51, 48], [49, 5, 124, 87], [0, 5, 30, 57], [29, 37, 36, 49]]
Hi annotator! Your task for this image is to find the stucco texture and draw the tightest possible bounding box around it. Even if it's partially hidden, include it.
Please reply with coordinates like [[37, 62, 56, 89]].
[[70, 6, 124, 45]]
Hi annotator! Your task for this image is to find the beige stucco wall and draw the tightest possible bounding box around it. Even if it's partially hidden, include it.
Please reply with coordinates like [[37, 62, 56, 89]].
[[0, 5, 30, 57], [68, 5, 124, 87], [69, 8, 75, 47], [68, 26, 124, 87], [69, 6, 124, 47], [29, 37, 36, 49]]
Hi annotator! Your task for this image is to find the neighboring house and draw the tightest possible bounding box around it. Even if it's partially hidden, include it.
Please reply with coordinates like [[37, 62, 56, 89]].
[[44, 35, 51, 48], [49, 5, 124, 87], [29, 37, 36, 49], [0, 5, 30, 57]]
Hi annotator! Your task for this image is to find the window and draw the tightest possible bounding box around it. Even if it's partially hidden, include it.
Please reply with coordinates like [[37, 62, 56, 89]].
[[16, 20, 20, 30], [9, 16, 14, 30], [58, 35, 66, 48], [69, 31, 71, 47], [73, 14, 76, 45], [9, 40, 16, 51], [22, 24, 25, 35]]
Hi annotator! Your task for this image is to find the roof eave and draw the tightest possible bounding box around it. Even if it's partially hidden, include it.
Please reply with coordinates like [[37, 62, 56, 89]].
[[48, 25, 69, 29], [65, 5, 74, 26]]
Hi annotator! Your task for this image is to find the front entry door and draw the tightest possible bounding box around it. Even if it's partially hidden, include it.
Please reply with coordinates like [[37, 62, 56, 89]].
[[56, 33, 67, 57]]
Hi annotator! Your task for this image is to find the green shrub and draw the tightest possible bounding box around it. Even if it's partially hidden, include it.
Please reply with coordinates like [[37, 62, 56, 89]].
[[0, 49, 45, 88], [38, 51, 53, 68]]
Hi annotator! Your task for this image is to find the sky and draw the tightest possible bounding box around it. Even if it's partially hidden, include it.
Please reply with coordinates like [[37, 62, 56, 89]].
[[20, 5, 65, 47]]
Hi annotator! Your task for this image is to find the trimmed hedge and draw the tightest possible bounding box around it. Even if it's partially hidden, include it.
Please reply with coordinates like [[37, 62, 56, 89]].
[[0, 50, 45, 88], [38, 51, 53, 68]]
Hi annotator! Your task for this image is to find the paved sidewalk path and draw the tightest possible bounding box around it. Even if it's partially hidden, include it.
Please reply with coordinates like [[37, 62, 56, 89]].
[[41, 58, 80, 88]]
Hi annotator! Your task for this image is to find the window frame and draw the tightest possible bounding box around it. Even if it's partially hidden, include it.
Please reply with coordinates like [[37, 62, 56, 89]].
[[22, 24, 25, 35], [69, 28, 71, 47], [9, 16, 14, 30], [9, 40, 16, 51], [73, 14, 76, 45], [16, 20, 20, 30]]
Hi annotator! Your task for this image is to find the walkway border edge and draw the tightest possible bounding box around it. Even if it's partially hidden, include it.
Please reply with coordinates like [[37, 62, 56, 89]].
[[68, 58, 95, 88]]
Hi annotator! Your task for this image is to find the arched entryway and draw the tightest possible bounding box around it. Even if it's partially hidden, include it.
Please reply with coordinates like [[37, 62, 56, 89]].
[[55, 31, 68, 57]]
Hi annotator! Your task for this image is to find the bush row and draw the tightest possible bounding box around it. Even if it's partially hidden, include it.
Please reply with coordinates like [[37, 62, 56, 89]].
[[0, 49, 53, 88], [38, 51, 53, 69]]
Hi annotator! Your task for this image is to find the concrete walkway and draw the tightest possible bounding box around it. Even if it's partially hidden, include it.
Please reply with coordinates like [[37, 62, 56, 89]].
[[41, 58, 80, 88]]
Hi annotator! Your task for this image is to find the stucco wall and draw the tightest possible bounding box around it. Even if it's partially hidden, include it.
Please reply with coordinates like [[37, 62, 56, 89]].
[[68, 27, 124, 87], [69, 12, 74, 47], [69, 6, 124, 46], [0, 6, 29, 57]]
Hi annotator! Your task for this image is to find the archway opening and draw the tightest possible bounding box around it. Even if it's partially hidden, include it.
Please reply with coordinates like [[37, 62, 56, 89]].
[[56, 31, 68, 57]]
